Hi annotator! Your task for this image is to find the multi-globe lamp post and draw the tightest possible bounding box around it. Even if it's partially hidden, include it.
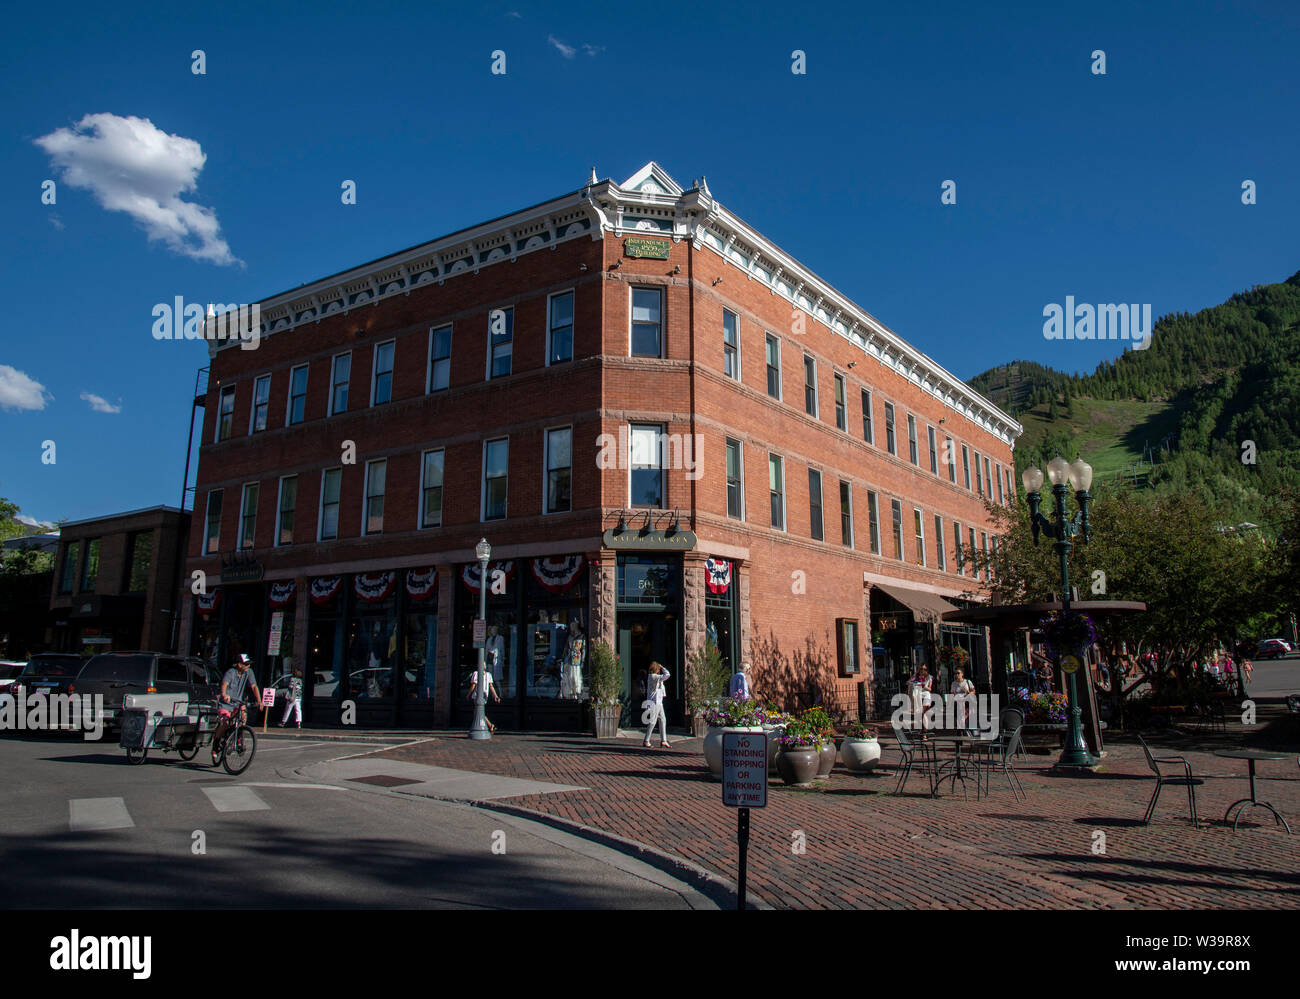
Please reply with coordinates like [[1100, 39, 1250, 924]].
[[469, 537, 492, 741], [1021, 455, 1097, 768]]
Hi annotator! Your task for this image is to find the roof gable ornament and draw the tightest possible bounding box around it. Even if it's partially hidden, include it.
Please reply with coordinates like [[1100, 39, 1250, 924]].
[[620, 161, 684, 197]]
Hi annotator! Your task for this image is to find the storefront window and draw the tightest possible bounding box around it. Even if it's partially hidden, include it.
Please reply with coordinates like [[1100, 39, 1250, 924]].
[[456, 561, 518, 701], [704, 558, 736, 670], [524, 556, 588, 700], [348, 573, 398, 699], [618, 557, 677, 606], [308, 576, 345, 698], [403, 568, 438, 701]]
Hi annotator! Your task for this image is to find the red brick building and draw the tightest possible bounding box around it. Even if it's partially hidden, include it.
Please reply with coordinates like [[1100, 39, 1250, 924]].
[[179, 162, 1022, 729]]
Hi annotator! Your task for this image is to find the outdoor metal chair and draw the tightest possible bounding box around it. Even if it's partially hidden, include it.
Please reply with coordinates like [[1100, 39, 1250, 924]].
[[890, 722, 935, 796], [977, 708, 1025, 801], [1136, 735, 1203, 827]]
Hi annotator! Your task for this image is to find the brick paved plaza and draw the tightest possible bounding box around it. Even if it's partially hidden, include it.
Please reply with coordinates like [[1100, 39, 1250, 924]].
[[366, 727, 1300, 909]]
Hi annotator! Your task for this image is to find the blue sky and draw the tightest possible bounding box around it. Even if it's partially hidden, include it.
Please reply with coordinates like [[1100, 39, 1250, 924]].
[[2, 0, 1297, 525]]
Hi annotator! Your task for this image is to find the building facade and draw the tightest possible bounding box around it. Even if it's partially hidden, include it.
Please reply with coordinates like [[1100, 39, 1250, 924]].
[[50, 507, 190, 656], [178, 162, 1021, 729]]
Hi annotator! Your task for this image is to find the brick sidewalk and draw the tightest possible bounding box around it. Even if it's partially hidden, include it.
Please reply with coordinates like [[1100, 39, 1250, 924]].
[[358, 730, 1300, 909]]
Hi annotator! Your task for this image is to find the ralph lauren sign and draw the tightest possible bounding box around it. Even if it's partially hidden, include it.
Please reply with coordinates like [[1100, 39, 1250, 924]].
[[602, 528, 697, 551]]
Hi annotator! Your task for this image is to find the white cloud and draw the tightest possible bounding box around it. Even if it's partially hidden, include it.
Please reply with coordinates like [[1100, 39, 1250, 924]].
[[16, 514, 56, 531], [581, 43, 605, 56], [80, 391, 122, 414], [548, 34, 576, 58], [34, 113, 241, 266], [506, 9, 522, 18], [0, 365, 51, 411], [49, 214, 65, 230]]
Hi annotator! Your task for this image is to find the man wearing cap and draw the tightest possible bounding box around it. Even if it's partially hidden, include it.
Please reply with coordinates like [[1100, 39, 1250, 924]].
[[212, 653, 262, 764]]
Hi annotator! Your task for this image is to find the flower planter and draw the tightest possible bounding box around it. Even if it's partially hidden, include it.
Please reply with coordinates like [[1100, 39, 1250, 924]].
[[703, 725, 764, 780], [776, 747, 819, 786], [839, 736, 881, 773], [593, 703, 621, 739], [815, 740, 837, 780]]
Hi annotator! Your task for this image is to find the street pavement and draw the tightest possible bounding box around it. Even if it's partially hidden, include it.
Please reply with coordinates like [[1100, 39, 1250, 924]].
[[0, 731, 718, 908]]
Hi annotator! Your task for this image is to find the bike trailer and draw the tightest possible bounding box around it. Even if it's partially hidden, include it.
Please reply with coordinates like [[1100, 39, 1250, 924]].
[[119, 694, 196, 750]]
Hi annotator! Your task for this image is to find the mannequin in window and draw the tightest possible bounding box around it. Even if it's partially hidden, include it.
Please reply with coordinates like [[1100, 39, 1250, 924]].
[[485, 625, 505, 691], [562, 622, 586, 699]]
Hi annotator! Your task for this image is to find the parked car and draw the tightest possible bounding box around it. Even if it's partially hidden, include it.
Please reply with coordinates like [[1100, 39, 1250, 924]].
[[5, 653, 86, 701], [71, 652, 219, 735], [1256, 639, 1293, 659], [0, 661, 26, 696]]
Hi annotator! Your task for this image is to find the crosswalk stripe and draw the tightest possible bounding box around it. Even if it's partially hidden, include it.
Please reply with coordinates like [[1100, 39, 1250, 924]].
[[202, 786, 271, 812], [69, 797, 134, 831]]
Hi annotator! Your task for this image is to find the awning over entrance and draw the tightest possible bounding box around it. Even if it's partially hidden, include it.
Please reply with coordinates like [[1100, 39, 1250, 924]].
[[871, 582, 960, 626]]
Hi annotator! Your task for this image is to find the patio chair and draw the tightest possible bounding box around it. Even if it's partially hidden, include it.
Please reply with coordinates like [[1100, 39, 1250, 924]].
[[890, 722, 935, 796], [1136, 735, 1202, 827], [977, 708, 1025, 800]]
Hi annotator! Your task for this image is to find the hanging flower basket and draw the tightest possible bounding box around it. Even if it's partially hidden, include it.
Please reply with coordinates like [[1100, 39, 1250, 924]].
[[938, 645, 971, 670], [1038, 611, 1097, 657]]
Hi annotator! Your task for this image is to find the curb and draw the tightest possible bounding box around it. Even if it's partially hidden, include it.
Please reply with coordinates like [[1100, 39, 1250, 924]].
[[467, 798, 770, 910]]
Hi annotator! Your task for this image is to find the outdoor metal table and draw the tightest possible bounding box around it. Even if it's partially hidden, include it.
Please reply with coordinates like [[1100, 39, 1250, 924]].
[[928, 735, 990, 799], [1213, 750, 1292, 833]]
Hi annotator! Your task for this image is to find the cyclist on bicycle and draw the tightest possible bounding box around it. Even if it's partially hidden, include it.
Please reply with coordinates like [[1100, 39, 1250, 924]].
[[213, 653, 261, 764]]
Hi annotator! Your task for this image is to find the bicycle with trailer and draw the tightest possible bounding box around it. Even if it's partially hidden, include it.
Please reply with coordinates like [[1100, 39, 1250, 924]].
[[118, 692, 257, 775]]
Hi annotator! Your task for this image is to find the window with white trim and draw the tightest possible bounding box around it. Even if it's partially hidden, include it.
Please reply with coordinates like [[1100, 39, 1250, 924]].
[[330, 353, 351, 416], [834, 374, 847, 430], [372, 340, 395, 405], [489, 308, 513, 378], [891, 499, 904, 560], [907, 414, 918, 465], [276, 475, 297, 546], [420, 449, 444, 528], [913, 508, 926, 566], [868, 491, 881, 554], [204, 490, 223, 554], [238, 482, 259, 550], [765, 334, 781, 399], [549, 291, 574, 365], [725, 438, 744, 520], [885, 403, 896, 455], [250, 375, 271, 433], [630, 288, 662, 357], [809, 468, 824, 541], [840, 480, 854, 547], [545, 426, 572, 514], [428, 325, 452, 392], [364, 459, 386, 535], [630, 424, 664, 507], [217, 385, 236, 441], [769, 454, 785, 530], [803, 354, 818, 417], [319, 468, 342, 541], [723, 309, 739, 380], [934, 515, 945, 570], [483, 438, 509, 520], [288, 365, 309, 425], [928, 426, 938, 474], [862, 389, 874, 444]]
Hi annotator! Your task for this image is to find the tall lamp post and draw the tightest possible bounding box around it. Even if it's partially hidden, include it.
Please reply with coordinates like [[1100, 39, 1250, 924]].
[[469, 538, 492, 740], [1022, 456, 1096, 768]]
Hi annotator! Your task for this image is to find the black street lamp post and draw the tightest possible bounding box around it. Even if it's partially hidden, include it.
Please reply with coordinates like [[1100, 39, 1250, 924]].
[[1021, 456, 1097, 768]]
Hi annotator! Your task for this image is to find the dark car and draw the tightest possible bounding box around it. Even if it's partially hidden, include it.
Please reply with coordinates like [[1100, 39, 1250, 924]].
[[8, 653, 87, 700], [72, 652, 219, 734]]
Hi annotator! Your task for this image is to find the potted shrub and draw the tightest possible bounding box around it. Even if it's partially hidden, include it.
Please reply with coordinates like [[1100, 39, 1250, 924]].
[[701, 697, 764, 780], [685, 638, 730, 737], [775, 721, 820, 787], [588, 640, 623, 739], [839, 720, 882, 773], [801, 706, 837, 780]]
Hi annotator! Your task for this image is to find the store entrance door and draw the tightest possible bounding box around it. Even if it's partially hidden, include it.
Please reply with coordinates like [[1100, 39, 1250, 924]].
[[617, 612, 681, 725]]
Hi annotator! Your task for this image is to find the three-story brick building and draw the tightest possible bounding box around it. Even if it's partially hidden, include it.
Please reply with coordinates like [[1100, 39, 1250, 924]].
[[179, 162, 1021, 729]]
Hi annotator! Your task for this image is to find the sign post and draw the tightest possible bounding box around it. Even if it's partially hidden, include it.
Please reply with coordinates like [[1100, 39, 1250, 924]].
[[261, 686, 276, 733], [721, 731, 768, 910]]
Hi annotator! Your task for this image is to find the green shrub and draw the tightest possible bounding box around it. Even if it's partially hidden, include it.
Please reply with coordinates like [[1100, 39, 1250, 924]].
[[588, 640, 623, 705], [685, 637, 730, 714]]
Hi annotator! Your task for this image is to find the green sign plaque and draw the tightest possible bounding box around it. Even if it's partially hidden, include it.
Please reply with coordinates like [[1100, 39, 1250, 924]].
[[623, 237, 671, 260]]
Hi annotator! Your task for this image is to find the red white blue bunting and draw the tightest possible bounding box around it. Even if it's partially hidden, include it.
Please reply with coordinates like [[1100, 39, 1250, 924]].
[[310, 576, 342, 605], [461, 560, 515, 593], [705, 558, 732, 595], [406, 567, 438, 601], [268, 580, 296, 608], [354, 571, 396, 603], [531, 555, 585, 593], [196, 588, 221, 615]]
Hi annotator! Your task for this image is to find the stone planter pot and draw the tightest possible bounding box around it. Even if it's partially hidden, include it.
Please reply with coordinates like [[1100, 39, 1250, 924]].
[[593, 703, 621, 739], [704, 725, 764, 780], [776, 747, 819, 787], [762, 724, 786, 773], [815, 740, 837, 779], [839, 736, 882, 773]]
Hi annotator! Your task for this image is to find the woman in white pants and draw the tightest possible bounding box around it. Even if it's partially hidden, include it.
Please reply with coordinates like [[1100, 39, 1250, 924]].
[[643, 661, 671, 748], [279, 666, 303, 728]]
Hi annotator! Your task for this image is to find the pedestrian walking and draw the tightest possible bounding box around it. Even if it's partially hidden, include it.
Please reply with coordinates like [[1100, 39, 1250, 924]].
[[728, 661, 753, 700], [467, 664, 501, 734], [279, 664, 303, 728], [643, 660, 671, 748], [950, 668, 974, 728]]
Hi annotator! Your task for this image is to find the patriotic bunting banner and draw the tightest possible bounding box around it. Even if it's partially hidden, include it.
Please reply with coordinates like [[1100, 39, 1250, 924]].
[[196, 589, 221, 615], [310, 576, 342, 605], [268, 580, 296, 608], [406, 567, 438, 601], [705, 558, 732, 595], [354, 571, 396, 603], [531, 555, 585, 593], [461, 560, 515, 593]]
